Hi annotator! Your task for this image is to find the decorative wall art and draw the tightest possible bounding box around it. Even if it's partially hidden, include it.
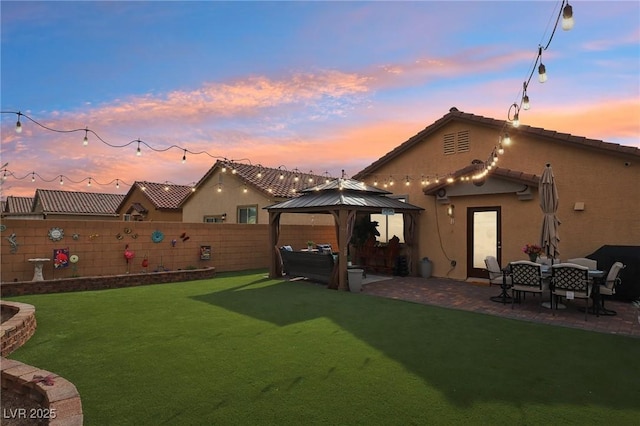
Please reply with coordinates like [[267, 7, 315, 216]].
[[48, 227, 64, 241], [151, 230, 164, 243], [5, 232, 19, 253], [53, 248, 70, 269], [200, 246, 211, 260]]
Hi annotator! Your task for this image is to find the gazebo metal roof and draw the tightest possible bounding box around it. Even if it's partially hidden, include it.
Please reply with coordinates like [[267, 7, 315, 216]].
[[265, 178, 423, 212]]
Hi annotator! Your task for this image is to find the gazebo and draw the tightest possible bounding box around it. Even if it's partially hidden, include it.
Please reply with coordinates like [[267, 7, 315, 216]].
[[265, 178, 424, 291]]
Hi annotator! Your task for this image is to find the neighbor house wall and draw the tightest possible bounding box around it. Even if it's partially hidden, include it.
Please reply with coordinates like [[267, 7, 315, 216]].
[[0, 219, 338, 283], [182, 170, 333, 226], [360, 120, 640, 280], [117, 186, 183, 222]]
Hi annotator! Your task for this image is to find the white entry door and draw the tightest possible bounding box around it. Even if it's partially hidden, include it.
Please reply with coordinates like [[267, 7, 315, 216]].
[[467, 207, 502, 278]]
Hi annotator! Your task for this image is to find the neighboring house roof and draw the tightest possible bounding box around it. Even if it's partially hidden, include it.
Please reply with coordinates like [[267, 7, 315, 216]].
[[33, 189, 125, 216], [119, 181, 194, 211], [188, 160, 333, 202], [355, 107, 640, 180], [3, 196, 34, 213], [266, 178, 424, 212]]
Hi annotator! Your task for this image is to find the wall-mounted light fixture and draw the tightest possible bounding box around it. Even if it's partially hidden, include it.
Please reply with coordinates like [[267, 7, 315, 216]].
[[221, 213, 227, 221], [447, 204, 455, 224]]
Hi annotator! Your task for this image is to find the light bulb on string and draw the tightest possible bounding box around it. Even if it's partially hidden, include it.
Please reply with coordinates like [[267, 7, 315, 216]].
[[503, 133, 511, 146], [538, 63, 547, 83], [116, 179, 120, 189], [182, 149, 187, 164], [83, 128, 89, 146], [31, 172, 35, 182], [136, 140, 142, 157], [562, 2, 574, 31], [87, 178, 92, 187], [508, 103, 520, 128], [59, 176, 64, 185], [15, 112, 22, 133]]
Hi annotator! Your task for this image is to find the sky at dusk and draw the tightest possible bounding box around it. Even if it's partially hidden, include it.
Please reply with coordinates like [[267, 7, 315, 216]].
[[1, 1, 639, 198]]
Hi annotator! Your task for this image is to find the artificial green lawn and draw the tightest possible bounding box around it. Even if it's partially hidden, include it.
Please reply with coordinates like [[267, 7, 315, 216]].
[[6, 270, 640, 425]]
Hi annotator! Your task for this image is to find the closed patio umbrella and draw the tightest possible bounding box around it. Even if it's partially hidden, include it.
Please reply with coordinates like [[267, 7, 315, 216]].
[[539, 163, 560, 259]]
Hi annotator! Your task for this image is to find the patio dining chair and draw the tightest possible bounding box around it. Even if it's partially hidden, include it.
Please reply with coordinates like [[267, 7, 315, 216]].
[[599, 262, 625, 314], [509, 261, 546, 310], [484, 256, 508, 287], [551, 263, 591, 321], [566, 257, 598, 269]]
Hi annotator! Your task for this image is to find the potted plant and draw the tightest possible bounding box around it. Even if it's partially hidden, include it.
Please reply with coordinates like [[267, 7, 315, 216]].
[[349, 215, 380, 267], [350, 216, 380, 250], [307, 240, 315, 251], [522, 243, 542, 262]]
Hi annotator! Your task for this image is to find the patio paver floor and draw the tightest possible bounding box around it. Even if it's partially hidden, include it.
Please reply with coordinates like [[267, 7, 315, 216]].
[[361, 276, 640, 338]]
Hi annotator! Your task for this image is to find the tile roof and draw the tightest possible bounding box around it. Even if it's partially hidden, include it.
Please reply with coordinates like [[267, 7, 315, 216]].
[[192, 160, 334, 199], [355, 107, 640, 179], [3, 196, 34, 213], [132, 181, 194, 210], [34, 189, 125, 215]]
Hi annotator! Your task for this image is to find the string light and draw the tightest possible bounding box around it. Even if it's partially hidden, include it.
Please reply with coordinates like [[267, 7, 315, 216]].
[[562, 2, 574, 31], [15, 112, 22, 133], [1, 169, 134, 190], [508, 103, 521, 128], [1, 2, 575, 194], [522, 82, 530, 110]]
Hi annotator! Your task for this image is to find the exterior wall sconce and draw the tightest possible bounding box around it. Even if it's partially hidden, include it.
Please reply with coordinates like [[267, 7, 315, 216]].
[[447, 204, 455, 224], [221, 213, 227, 221], [573, 202, 585, 211]]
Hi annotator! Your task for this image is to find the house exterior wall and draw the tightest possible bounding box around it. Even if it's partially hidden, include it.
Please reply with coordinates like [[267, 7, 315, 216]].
[[182, 170, 333, 225], [359, 120, 640, 280], [117, 187, 183, 222], [0, 219, 338, 283]]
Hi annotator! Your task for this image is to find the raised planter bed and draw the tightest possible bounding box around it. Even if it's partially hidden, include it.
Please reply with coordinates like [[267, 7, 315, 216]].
[[0, 267, 216, 298]]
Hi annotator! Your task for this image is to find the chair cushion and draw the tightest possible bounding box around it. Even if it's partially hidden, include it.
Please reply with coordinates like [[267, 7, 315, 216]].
[[552, 288, 590, 299], [512, 284, 545, 293]]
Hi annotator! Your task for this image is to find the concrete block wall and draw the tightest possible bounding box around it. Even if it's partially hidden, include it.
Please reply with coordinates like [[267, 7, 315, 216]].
[[1, 219, 337, 283]]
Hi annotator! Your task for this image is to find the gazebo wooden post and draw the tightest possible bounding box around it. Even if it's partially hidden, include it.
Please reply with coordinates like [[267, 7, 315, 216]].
[[410, 211, 421, 276], [268, 211, 281, 279], [337, 208, 349, 291]]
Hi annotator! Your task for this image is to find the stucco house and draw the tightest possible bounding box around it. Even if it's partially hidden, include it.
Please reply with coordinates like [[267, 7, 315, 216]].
[[354, 107, 640, 282], [181, 160, 334, 225], [116, 181, 194, 222]]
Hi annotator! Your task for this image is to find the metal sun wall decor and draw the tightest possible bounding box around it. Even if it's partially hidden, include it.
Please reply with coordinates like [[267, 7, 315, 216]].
[[48, 227, 64, 241]]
